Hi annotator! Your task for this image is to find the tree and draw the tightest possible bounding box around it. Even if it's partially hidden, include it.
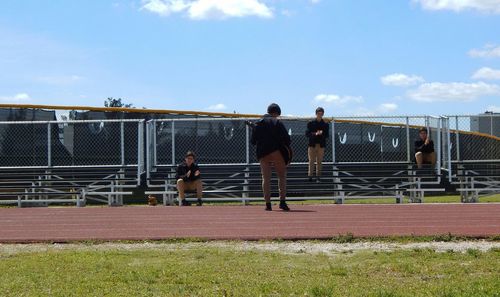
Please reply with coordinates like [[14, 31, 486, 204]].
[[104, 97, 134, 108]]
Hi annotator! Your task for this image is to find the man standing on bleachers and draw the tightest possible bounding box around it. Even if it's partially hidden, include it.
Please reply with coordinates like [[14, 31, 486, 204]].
[[176, 151, 203, 206], [415, 127, 436, 169], [251, 103, 291, 211], [306, 107, 329, 182]]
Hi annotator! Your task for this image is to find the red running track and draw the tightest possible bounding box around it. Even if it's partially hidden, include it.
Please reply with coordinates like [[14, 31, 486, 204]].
[[0, 204, 499, 243]]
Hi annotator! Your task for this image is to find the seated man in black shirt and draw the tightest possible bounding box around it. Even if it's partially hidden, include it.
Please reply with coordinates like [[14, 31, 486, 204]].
[[176, 151, 203, 206], [415, 127, 436, 169]]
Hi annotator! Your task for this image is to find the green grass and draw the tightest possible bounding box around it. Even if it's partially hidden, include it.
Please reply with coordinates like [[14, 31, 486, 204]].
[[0, 246, 499, 296]]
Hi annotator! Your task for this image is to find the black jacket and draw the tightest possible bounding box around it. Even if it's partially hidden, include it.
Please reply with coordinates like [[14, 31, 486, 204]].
[[306, 119, 329, 147], [414, 139, 434, 154], [176, 162, 201, 182], [250, 114, 291, 160]]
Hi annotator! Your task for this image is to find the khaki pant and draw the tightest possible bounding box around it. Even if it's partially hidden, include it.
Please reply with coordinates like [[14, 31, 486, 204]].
[[259, 150, 287, 202], [176, 179, 203, 199], [415, 152, 436, 169], [308, 144, 325, 177]]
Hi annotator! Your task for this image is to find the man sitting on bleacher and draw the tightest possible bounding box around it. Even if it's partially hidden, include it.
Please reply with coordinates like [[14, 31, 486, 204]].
[[415, 127, 436, 169], [176, 151, 203, 206]]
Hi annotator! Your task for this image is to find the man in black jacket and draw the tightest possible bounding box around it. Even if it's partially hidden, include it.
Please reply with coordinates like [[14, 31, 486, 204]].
[[176, 151, 203, 206], [306, 107, 329, 182], [415, 127, 436, 169], [251, 103, 291, 211]]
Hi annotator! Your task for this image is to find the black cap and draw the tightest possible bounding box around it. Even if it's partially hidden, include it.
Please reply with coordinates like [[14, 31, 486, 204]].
[[267, 103, 281, 115], [316, 107, 325, 114]]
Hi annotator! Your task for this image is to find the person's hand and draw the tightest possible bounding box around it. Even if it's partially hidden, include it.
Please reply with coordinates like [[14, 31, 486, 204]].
[[424, 138, 430, 145], [194, 170, 200, 177], [186, 170, 191, 178], [318, 130, 323, 135]]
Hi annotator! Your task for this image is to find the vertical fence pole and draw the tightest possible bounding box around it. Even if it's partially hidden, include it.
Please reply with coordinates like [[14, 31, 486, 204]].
[[171, 121, 175, 165], [455, 116, 460, 161], [152, 120, 158, 167], [445, 117, 452, 182], [436, 117, 441, 176], [406, 117, 411, 163], [331, 119, 336, 164], [47, 123, 52, 167], [137, 120, 144, 185], [243, 124, 250, 205], [120, 121, 125, 166], [146, 121, 151, 181]]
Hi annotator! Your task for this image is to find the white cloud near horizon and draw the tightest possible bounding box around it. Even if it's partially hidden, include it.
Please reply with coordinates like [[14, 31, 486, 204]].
[[141, 0, 273, 19], [314, 94, 363, 106], [407, 81, 500, 102], [469, 45, 500, 58], [0, 93, 31, 102], [414, 0, 500, 14], [381, 73, 425, 87], [472, 67, 500, 80], [207, 103, 227, 110]]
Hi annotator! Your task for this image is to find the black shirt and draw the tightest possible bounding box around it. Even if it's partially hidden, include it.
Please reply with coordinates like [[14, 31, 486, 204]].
[[414, 139, 434, 154], [306, 119, 329, 147], [176, 162, 201, 182], [250, 114, 291, 160]]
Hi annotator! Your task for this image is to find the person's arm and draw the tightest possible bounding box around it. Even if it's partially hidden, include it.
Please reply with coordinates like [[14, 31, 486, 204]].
[[176, 165, 186, 180], [323, 122, 329, 139], [279, 122, 291, 146], [421, 140, 434, 153], [193, 164, 201, 180], [305, 121, 313, 138], [414, 140, 423, 153], [250, 123, 260, 146]]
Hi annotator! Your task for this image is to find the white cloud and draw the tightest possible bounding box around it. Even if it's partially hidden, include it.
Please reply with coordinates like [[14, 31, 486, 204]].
[[207, 103, 227, 110], [0, 93, 31, 102], [407, 81, 500, 102], [472, 67, 500, 80], [141, 0, 273, 19], [414, 0, 500, 14], [310, 0, 321, 4], [486, 105, 500, 112], [378, 103, 398, 113], [314, 94, 363, 106], [381, 73, 425, 87], [469, 44, 500, 58]]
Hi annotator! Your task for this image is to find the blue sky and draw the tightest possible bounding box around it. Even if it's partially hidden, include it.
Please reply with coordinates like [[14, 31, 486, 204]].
[[1, 0, 500, 116]]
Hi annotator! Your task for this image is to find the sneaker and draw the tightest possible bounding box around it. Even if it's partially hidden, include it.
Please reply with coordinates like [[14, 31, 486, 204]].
[[265, 202, 272, 211], [316, 177, 321, 183], [197, 199, 203, 206], [279, 201, 290, 211], [180, 199, 191, 206]]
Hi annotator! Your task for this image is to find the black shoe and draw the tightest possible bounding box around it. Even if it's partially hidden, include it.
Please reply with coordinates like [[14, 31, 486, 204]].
[[197, 199, 203, 206], [316, 177, 321, 183], [308, 177, 313, 182], [181, 199, 191, 206], [279, 201, 290, 211], [265, 202, 272, 211]]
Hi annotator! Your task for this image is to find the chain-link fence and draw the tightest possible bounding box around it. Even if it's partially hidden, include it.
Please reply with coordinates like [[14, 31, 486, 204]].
[[0, 119, 145, 171], [148, 116, 458, 167], [447, 114, 500, 161]]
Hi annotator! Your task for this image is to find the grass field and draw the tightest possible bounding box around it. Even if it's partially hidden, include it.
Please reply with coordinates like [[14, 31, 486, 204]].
[[0, 243, 499, 297]]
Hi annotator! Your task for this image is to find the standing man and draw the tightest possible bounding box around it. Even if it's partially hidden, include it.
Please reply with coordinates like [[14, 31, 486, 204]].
[[176, 151, 203, 206], [414, 127, 436, 169], [306, 107, 329, 182], [251, 103, 291, 211]]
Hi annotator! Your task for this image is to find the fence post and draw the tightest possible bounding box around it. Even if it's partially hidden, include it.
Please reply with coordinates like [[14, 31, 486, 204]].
[[171, 121, 175, 165], [120, 121, 125, 166], [406, 117, 411, 163], [47, 122, 52, 167], [137, 120, 144, 185], [146, 120, 151, 181], [436, 117, 441, 176], [455, 116, 460, 161], [243, 124, 250, 205]]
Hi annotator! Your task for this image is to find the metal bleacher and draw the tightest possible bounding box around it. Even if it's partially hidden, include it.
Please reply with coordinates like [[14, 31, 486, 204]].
[[1, 110, 499, 207]]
